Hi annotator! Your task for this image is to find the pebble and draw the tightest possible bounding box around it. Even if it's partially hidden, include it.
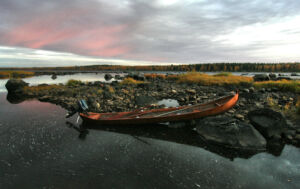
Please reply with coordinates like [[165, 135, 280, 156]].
[[186, 89, 196, 94], [295, 134, 300, 141], [243, 89, 250, 93], [235, 114, 244, 120]]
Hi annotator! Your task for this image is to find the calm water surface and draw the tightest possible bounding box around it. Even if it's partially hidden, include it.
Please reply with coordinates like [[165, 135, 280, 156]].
[[0, 74, 300, 189]]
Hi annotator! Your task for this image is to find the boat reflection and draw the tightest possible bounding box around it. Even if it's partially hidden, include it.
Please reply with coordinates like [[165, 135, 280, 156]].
[[66, 120, 284, 160]]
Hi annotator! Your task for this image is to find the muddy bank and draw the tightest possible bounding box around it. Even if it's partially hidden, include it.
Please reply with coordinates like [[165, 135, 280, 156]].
[[5, 77, 300, 151]]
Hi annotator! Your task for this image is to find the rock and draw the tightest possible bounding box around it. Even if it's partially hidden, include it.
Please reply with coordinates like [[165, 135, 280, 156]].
[[283, 129, 296, 137], [127, 72, 145, 81], [249, 87, 255, 93], [272, 93, 280, 99], [269, 73, 277, 80], [107, 100, 114, 106], [135, 95, 156, 106], [186, 89, 196, 94], [248, 108, 288, 139], [51, 74, 57, 80], [104, 74, 113, 81], [291, 73, 300, 76], [295, 134, 300, 140], [196, 116, 266, 150], [235, 114, 245, 120], [114, 74, 121, 80], [242, 89, 250, 93], [253, 74, 270, 81], [260, 88, 266, 92], [5, 79, 29, 93], [168, 121, 187, 128]]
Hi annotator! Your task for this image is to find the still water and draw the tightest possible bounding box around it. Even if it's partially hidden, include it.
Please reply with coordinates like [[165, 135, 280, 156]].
[[0, 74, 300, 188], [0, 73, 122, 92]]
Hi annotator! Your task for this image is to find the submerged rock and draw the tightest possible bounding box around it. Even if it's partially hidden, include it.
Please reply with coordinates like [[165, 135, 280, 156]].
[[248, 108, 288, 139], [196, 116, 266, 150]]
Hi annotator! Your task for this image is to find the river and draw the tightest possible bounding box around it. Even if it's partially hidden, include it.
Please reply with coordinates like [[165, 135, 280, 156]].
[[0, 74, 299, 188]]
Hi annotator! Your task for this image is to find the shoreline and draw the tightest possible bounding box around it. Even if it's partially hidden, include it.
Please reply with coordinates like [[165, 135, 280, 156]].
[[4, 75, 300, 152]]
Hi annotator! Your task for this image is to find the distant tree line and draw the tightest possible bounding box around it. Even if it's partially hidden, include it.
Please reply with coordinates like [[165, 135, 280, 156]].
[[1, 63, 300, 72]]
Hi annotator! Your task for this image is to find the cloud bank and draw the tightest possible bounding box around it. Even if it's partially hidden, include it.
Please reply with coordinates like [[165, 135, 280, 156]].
[[1, 0, 300, 66]]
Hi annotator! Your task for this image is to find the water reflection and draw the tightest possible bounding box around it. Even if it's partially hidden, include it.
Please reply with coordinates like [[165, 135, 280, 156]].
[[66, 120, 274, 160], [0, 93, 299, 189], [0, 73, 124, 92]]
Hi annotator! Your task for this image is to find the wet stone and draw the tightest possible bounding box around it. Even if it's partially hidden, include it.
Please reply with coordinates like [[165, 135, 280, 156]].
[[196, 116, 266, 150]]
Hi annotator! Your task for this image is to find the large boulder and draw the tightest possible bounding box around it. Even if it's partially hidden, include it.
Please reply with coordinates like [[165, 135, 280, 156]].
[[253, 74, 270, 81], [5, 79, 29, 93], [127, 72, 145, 81], [104, 73, 113, 81], [196, 116, 266, 150], [269, 73, 277, 80], [248, 108, 288, 139]]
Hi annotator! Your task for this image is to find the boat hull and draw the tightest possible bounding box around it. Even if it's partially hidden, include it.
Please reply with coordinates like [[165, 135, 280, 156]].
[[80, 92, 239, 126]]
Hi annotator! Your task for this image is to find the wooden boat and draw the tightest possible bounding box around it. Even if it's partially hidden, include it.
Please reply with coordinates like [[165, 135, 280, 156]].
[[80, 91, 239, 126]]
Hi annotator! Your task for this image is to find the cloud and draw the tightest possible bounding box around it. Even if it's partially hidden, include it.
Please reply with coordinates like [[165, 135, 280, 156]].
[[1, 0, 300, 66], [0, 46, 179, 67]]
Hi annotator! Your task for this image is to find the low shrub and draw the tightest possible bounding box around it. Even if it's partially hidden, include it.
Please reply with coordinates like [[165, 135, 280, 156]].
[[66, 79, 83, 87]]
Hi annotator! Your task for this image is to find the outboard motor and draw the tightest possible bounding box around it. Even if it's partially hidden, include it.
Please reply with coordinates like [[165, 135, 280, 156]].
[[66, 99, 89, 118]]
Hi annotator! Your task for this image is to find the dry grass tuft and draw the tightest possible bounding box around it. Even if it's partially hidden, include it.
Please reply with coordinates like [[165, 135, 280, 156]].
[[254, 80, 300, 93], [120, 78, 144, 85], [66, 79, 83, 86], [172, 72, 253, 86], [144, 73, 166, 80], [213, 72, 233, 76], [296, 96, 300, 115]]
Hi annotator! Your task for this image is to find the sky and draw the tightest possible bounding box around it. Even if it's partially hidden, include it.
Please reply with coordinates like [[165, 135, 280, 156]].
[[1, 0, 300, 67]]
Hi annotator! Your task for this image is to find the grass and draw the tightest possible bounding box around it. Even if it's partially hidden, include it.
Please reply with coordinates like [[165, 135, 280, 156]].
[[171, 72, 253, 86], [107, 86, 115, 93], [0, 71, 35, 79], [213, 72, 233, 76], [297, 97, 300, 115], [254, 80, 300, 93], [66, 79, 83, 87], [144, 73, 166, 80], [119, 78, 144, 85], [23, 85, 62, 93]]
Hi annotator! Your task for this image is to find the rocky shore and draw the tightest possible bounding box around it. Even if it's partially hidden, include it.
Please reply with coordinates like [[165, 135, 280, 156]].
[[5, 76, 300, 152]]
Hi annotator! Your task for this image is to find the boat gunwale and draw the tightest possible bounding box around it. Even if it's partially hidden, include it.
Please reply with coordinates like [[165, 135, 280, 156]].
[[80, 91, 239, 124]]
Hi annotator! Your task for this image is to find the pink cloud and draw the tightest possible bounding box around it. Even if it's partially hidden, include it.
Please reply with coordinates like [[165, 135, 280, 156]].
[[1, 9, 131, 58]]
